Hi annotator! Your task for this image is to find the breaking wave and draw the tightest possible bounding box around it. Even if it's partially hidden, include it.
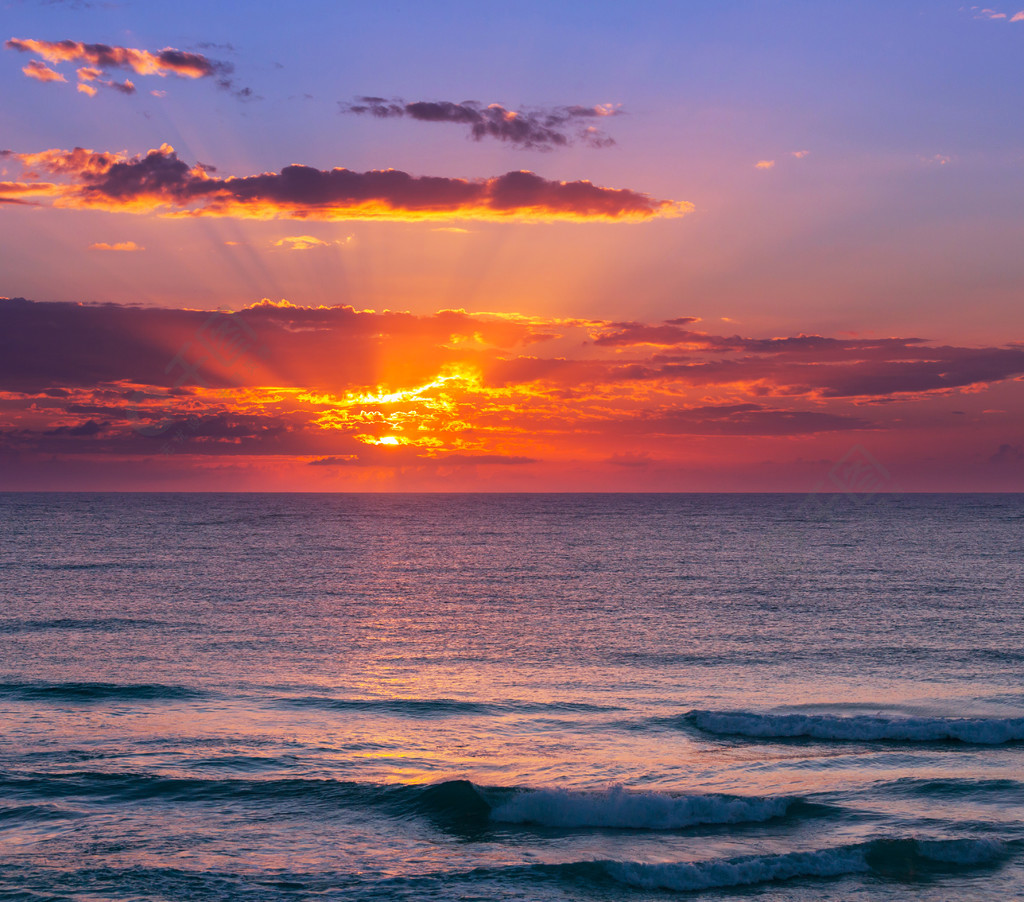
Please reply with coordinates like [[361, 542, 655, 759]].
[[488, 784, 794, 829], [0, 772, 803, 832]]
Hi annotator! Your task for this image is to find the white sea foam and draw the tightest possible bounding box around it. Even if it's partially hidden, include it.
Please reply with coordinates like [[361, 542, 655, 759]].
[[686, 709, 1024, 744], [603, 838, 1006, 892], [488, 784, 790, 829]]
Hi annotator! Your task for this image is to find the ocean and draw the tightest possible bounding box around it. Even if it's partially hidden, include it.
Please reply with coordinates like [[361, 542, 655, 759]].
[[0, 493, 1022, 900]]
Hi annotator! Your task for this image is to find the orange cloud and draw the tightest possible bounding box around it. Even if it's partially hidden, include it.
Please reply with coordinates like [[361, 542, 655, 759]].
[[273, 235, 335, 250], [4, 38, 248, 97], [0, 178, 61, 204], [72, 64, 134, 96], [89, 241, 143, 251], [2, 144, 689, 223], [754, 159, 775, 170], [22, 59, 65, 82], [6, 38, 220, 78], [2, 298, 1023, 489]]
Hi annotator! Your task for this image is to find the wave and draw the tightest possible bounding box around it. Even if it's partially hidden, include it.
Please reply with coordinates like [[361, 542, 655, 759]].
[[604, 845, 867, 892], [18, 561, 149, 572], [188, 755, 303, 773], [883, 776, 1024, 799], [279, 696, 495, 717], [0, 617, 167, 633], [0, 681, 207, 703], [599, 837, 1008, 892], [277, 695, 616, 717], [0, 838, 1007, 900], [488, 784, 795, 829], [0, 864, 325, 901], [683, 709, 1024, 744], [0, 773, 804, 833], [0, 773, 498, 837], [0, 803, 85, 824]]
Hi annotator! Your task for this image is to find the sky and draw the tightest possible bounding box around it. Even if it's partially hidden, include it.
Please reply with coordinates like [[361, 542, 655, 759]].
[[1, 0, 1023, 491]]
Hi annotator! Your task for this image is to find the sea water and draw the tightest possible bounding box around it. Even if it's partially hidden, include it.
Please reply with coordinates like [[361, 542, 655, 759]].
[[0, 493, 1022, 900]]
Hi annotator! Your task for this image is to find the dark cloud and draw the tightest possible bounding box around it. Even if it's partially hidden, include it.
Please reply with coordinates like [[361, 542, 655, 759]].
[[43, 418, 108, 436], [0, 297, 554, 394], [193, 41, 236, 53], [613, 404, 873, 436], [341, 97, 621, 149], [436, 453, 538, 465], [644, 348, 1024, 399], [594, 322, 710, 347], [4, 144, 685, 222], [106, 77, 135, 95], [594, 319, 931, 359]]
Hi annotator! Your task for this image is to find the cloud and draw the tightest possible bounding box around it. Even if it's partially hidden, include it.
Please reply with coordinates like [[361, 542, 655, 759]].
[[309, 451, 538, 468], [965, 5, 1024, 19], [592, 320, 703, 347], [5, 37, 249, 97], [2, 299, 1023, 489], [754, 160, 775, 170], [44, 418, 107, 437], [3, 297, 1023, 490], [108, 78, 136, 94], [6, 37, 220, 76], [89, 241, 143, 251], [340, 97, 621, 149], [2, 297, 1022, 469], [74, 64, 134, 96], [22, 59, 65, 82], [273, 235, 337, 250], [0, 178, 61, 204], [0, 297, 567, 396], [791, 150, 810, 159], [2, 144, 688, 223], [612, 404, 872, 436]]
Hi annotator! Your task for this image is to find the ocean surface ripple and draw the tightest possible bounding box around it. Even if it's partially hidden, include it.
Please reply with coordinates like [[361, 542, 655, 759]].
[[1, 492, 1022, 900]]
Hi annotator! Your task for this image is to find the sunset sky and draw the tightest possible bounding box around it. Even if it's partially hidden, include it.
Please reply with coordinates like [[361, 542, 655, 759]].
[[2, 0, 1023, 490]]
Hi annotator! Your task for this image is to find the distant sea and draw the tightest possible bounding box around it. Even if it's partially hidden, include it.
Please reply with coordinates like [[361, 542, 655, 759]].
[[1, 493, 1022, 900]]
